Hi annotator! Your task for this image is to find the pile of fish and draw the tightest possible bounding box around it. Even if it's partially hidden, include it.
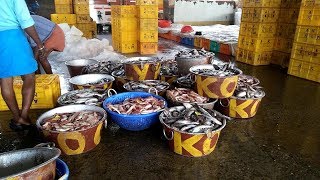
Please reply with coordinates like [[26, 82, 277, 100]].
[[124, 80, 169, 93], [85, 78, 111, 86], [125, 58, 158, 64], [191, 64, 237, 77], [233, 75, 265, 99], [176, 74, 195, 88], [112, 69, 125, 77], [107, 96, 165, 115], [41, 111, 102, 132], [161, 104, 229, 133], [176, 48, 215, 58], [83, 61, 123, 74], [160, 60, 179, 76], [167, 88, 208, 103], [58, 89, 107, 106]]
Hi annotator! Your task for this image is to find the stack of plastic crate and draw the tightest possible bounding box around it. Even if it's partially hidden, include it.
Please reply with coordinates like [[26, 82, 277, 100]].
[[288, 0, 320, 83], [237, 0, 281, 66], [271, 0, 301, 67], [51, 0, 77, 26], [73, 0, 97, 39], [111, 6, 138, 53], [136, 1, 159, 54]]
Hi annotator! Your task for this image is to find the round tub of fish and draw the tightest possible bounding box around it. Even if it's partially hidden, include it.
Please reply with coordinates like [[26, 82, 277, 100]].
[[65, 59, 99, 78], [57, 89, 108, 106], [36, 105, 107, 155], [123, 80, 170, 96], [175, 74, 195, 89], [190, 64, 242, 99], [175, 49, 213, 76], [103, 92, 167, 131], [217, 76, 265, 119], [82, 61, 123, 75], [159, 105, 228, 157], [111, 70, 129, 92], [166, 88, 217, 110], [69, 74, 115, 90], [159, 60, 179, 85], [123, 57, 161, 81]]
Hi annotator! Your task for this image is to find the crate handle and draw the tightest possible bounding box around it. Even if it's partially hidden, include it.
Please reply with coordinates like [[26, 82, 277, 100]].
[[163, 129, 173, 141], [107, 89, 117, 97]]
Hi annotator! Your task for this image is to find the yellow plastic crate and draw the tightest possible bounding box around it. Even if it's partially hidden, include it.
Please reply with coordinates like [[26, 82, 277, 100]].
[[139, 19, 158, 31], [280, 0, 302, 8], [139, 30, 158, 42], [73, 0, 89, 4], [0, 75, 61, 111], [291, 43, 320, 64], [238, 35, 275, 52], [194, 37, 203, 48], [76, 14, 92, 23], [75, 23, 95, 32], [111, 6, 137, 18], [55, 4, 73, 14], [297, 8, 320, 26], [136, 0, 158, 5], [112, 18, 138, 32], [74, 4, 89, 14], [236, 48, 272, 66], [294, 26, 320, 45], [241, 8, 280, 23], [278, 8, 300, 24], [271, 51, 291, 67], [288, 59, 320, 82], [82, 31, 95, 39], [113, 41, 138, 53], [274, 38, 294, 53], [239, 22, 277, 38], [275, 23, 297, 39], [51, 14, 76, 25], [54, 0, 72, 5], [139, 42, 158, 55], [137, 5, 158, 19], [301, 0, 320, 9], [243, 0, 281, 7], [113, 31, 138, 42]]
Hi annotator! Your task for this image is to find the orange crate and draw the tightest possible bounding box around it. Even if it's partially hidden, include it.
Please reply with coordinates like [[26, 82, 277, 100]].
[[55, 5, 73, 14], [297, 8, 320, 26], [288, 59, 320, 82], [271, 51, 291, 67], [236, 48, 272, 66], [294, 26, 320, 45], [274, 38, 294, 53], [139, 30, 158, 42], [220, 44, 232, 55], [0, 75, 61, 111], [137, 5, 158, 19], [139, 19, 158, 31], [202, 38, 211, 51], [139, 42, 158, 54], [278, 8, 300, 24], [240, 22, 277, 38], [113, 41, 138, 53]]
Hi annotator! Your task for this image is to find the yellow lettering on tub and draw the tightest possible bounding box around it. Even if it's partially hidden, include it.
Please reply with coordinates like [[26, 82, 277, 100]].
[[57, 132, 86, 155], [174, 132, 203, 157], [202, 132, 220, 155], [132, 64, 150, 80], [94, 123, 103, 145], [196, 76, 218, 98], [250, 99, 261, 116], [220, 77, 237, 98], [230, 99, 254, 118]]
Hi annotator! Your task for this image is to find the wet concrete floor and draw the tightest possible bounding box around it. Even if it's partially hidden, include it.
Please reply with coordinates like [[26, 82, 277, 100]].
[[0, 38, 319, 179]]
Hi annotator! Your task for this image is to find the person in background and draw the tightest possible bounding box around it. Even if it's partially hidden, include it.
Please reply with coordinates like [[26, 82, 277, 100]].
[[26, 0, 39, 15], [26, 15, 66, 74], [0, 0, 45, 131]]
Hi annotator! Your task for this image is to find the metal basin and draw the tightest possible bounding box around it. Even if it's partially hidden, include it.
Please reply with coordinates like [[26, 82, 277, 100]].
[[65, 59, 99, 77], [0, 147, 61, 179], [175, 56, 209, 76], [36, 105, 107, 155], [123, 80, 170, 96], [69, 74, 115, 90], [111, 70, 129, 92], [123, 57, 161, 81]]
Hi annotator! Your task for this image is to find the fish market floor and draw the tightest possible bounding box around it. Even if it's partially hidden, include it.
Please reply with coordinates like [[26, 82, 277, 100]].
[[0, 37, 320, 179]]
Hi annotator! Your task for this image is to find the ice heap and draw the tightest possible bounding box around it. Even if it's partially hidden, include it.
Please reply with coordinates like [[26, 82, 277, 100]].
[[48, 23, 124, 62]]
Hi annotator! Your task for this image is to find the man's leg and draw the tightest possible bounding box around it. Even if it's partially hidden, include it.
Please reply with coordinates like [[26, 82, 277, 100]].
[[39, 48, 53, 74], [20, 73, 35, 123], [33, 47, 41, 74], [0, 77, 21, 123]]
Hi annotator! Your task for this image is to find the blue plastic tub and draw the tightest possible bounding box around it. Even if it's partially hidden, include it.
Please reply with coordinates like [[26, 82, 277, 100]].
[[103, 92, 167, 131], [56, 158, 69, 180]]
